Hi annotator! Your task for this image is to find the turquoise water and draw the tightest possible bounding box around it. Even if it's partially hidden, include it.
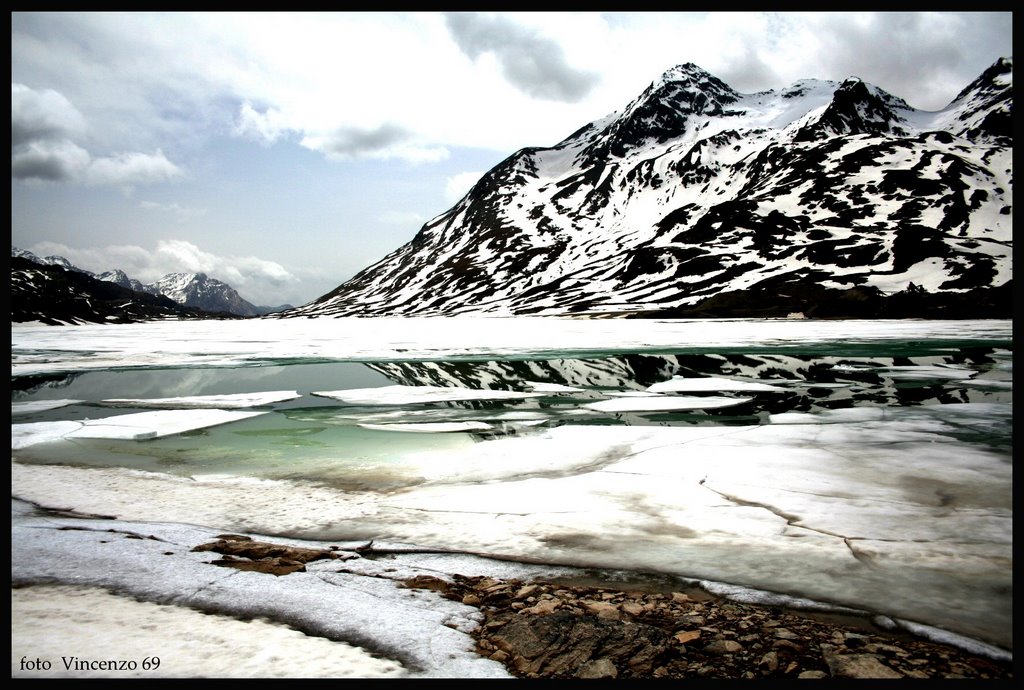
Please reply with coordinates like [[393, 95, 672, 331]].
[[10, 347, 1013, 482]]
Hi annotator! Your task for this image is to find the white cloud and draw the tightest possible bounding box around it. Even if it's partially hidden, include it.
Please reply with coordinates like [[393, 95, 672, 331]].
[[11, 138, 91, 182], [443, 12, 601, 102], [11, 83, 185, 188], [300, 124, 450, 163], [234, 101, 291, 144], [12, 12, 1011, 172], [11, 82, 87, 146], [445, 171, 484, 203], [84, 150, 184, 188]]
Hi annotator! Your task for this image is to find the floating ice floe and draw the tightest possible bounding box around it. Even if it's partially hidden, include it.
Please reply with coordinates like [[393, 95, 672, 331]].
[[584, 395, 752, 412], [770, 407, 888, 425], [647, 376, 787, 393], [11, 399, 84, 416], [100, 391, 301, 409], [522, 380, 586, 392], [357, 421, 494, 433], [876, 365, 977, 379], [12, 409, 267, 448], [312, 384, 546, 405]]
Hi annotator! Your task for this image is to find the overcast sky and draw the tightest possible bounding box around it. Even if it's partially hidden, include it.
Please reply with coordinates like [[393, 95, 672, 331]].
[[11, 12, 1013, 307]]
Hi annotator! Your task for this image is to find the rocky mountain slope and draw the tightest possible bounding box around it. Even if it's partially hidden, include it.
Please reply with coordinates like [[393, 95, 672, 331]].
[[10, 248, 290, 320], [284, 58, 1012, 318], [141, 272, 265, 317], [10, 254, 239, 325]]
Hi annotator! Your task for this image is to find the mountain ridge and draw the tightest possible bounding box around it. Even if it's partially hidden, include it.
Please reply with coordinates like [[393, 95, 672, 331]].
[[282, 58, 1012, 319], [10, 248, 291, 321]]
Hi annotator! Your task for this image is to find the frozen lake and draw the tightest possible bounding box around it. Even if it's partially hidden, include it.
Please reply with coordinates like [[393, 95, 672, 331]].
[[10, 317, 1013, 673]]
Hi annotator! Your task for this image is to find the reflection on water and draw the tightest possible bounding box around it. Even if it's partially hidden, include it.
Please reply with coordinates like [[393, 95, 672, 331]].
[[10, 347, 1012, 480], [10, 361, 394, 402]]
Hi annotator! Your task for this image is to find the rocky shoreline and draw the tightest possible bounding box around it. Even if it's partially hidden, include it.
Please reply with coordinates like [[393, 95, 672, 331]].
[[192, 534, 1012, 680], [404, 574, 1012, 680]]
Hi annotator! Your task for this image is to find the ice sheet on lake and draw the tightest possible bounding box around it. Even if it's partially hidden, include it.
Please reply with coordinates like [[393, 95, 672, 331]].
[[313, 384, 545, 405], [12, 409, 267, 447], [11, 399, 84, 416], [647, 376, 787, 393], [12, 400, 1010, 652], [10, 318, 1012, 376], [584, 395, 752, 412], [100, 391, 301, 409], [8, 318, 1014, 659]]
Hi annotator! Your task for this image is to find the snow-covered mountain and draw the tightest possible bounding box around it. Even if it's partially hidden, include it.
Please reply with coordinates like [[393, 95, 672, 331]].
[[10, 248, 289, 320], [13, 248, 93, 276], [96, 268, 149, 294], [139, 272, 264, 317], [10, 254, 229, 325], [285, 58, 1012, 318]]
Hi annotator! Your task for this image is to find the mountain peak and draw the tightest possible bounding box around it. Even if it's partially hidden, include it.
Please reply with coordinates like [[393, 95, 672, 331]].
[[580, 62, 740, 160], [794, 76, 910, 141], [658, 62, 714, 82], [283, 59, 1011, 320], [943, 56, 1012, 143]]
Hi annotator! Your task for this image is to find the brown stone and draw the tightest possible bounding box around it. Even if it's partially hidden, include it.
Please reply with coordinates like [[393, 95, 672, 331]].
[[823, 653, 903, 679], [674, 630, 701, 645], [621, 601, 645, 616], [401, 575, 450, 591], [703, 640, 743, 654], [758, 651, 779, 673], [582, 600, 621, 620], [522, 599, 560, 615], [514, 584, 539, 599]]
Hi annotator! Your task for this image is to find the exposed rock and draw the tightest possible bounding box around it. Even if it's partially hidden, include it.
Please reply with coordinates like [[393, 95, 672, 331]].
[[191, 534, 345, 576], [209, 553, 306, 576], [399, 574, 450, 591], [489, 611, 669, 678], [522, 599, 561, 616], [397, 574, 1013, 680]]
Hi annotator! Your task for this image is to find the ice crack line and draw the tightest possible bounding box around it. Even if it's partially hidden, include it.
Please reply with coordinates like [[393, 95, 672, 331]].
[[699, 480, 877, 567], [617, 424, 765, 461]]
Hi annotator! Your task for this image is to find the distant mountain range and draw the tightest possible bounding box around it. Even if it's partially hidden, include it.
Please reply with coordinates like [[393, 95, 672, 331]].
[[281, 58, 1012, 319], [10, 248, 292, 324]]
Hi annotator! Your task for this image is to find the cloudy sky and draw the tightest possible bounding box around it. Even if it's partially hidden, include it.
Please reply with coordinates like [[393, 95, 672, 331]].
[[11, 12, 1013, 307]]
